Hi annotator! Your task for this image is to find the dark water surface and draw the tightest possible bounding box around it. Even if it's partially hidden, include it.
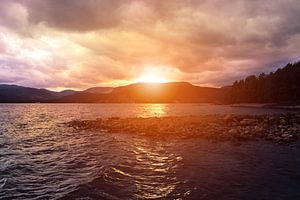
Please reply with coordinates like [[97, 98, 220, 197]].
[[0, 104, 299, 200]]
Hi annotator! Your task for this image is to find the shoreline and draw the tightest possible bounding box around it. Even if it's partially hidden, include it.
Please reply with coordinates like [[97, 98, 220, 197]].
[[68, 113, 300, 145], [229, 103, 300, 110]]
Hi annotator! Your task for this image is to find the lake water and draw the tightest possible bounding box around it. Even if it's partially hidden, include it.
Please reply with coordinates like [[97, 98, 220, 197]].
[[0, 104, 299, 200]]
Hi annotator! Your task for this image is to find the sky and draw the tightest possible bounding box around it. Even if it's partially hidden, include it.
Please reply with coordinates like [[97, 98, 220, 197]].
[[0, 0, 300, 90]]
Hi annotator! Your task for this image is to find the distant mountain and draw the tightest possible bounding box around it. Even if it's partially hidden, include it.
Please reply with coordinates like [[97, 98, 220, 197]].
[[83, 87, 113, 94], [52, 82, 229, 103], [107, 82, 229, 103], [0, 85, 78, 103], [52, 92, 107, 103], [51, 87, 114, 103], [0, 85, 55, 103], [53, 90, 79, 97], [3, 61, 299, 104]]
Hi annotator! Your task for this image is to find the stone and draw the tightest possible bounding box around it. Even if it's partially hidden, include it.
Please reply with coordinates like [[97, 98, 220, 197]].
[[231, 122, 238, 126], [228, 128, 238, 135], [266, 133, 274, 140], [281, 133, 292, 139], [289, 127, 298, 132], [254, 125, 263, 133], [280, 119, 287, 125], [240, 119, 257, 126], [224, 114, 233, 121]]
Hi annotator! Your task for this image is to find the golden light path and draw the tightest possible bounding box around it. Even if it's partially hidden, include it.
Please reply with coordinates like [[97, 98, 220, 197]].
[[137, 104, 167, 118]]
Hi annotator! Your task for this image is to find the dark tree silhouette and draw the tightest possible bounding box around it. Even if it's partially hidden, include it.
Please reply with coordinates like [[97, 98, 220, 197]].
[[226, 61, 300, 104]]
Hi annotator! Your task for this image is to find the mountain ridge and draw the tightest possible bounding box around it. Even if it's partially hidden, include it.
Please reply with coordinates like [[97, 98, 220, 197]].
[[49, 82, 229, 103], [1, 61, 299, 103], [0, 84, 82, 103]]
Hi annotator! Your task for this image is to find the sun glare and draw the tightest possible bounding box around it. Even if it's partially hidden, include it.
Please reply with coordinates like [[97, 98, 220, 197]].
[[136, 75, 168, 83], [135, 67, 169, 83]]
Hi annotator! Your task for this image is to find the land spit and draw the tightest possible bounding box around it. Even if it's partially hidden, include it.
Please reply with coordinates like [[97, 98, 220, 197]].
[[68, 113, 300, 144]]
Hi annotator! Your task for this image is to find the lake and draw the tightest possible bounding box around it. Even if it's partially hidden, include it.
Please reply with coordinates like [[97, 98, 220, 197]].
[[0, 104, 299, 200]]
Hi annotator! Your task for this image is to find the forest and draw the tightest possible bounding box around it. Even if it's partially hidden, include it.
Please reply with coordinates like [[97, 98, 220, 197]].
[[226, 62, 300, 104]]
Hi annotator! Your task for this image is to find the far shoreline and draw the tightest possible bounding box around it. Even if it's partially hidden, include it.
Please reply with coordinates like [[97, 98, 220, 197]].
[[229, 103, 300, 110], [0, 101, 299, 106]]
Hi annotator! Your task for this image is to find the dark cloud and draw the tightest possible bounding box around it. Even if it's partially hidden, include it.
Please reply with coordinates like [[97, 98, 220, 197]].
[[21, 0, 128, 31], [0, 0, 28, 33]]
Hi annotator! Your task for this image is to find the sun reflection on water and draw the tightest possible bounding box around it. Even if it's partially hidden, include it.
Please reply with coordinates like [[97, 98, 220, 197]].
[[106, 136, 184, 199], [132, 140, 183, 199], [137, 104, 167, 118]]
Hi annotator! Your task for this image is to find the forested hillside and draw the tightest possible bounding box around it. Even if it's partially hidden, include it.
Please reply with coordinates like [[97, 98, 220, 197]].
[[226, 62, 300, 103]]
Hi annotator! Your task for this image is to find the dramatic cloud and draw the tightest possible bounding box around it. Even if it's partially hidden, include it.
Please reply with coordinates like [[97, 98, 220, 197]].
[[23, 0, 129, 31], [0, 0, 300, 89]]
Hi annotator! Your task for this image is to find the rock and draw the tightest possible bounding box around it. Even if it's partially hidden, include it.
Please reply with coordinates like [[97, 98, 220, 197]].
[[274, 132, 281, 136], [289, 127, 298, 132], [268, 116, 276, 121], [231, 122, 238, 126], [266, 133, 274, 140], [228, 128, 238, 135], [280, 119, 287, 125], [240, 119, 257, 126], [254, 125, 263, 133], [244, 130, 250, 135], [224, 114, 234, 122], [281, 133, 293, 140]]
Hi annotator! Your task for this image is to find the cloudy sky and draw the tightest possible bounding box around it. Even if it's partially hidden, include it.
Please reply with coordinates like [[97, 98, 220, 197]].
[[0, 0, 300, 90]]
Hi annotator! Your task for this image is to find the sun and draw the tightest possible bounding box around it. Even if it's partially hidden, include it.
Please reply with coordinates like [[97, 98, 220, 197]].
[[134, 66, 170, 83], [136, 74, 168, 83]]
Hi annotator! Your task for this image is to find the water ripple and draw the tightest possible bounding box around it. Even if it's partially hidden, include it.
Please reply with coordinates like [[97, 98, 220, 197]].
[[0, 104, 300, 199]]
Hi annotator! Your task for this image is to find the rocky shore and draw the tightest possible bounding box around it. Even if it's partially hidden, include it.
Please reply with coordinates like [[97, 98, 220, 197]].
[[68, 112, 300, 144]]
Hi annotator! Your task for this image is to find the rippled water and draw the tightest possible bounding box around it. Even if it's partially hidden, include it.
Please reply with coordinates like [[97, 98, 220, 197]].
[[0, 104, 300, 200]]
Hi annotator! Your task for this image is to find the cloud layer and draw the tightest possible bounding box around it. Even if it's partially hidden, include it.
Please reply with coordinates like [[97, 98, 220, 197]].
[[0, 0, 300, 90]]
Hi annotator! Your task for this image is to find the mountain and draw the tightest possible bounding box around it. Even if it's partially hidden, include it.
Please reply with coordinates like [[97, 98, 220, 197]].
[[83, 87, 113, 94], [107, 82, 228, 103], [2, 61, 299, 104], [52, 87, 114, 103], [52, 82, 229, 103], [226, 62, 300, 104], [51, 92, 107, 103], [0, 85, 78, 103], [53, 90, 79, 97], [0, 85, 55, 103]]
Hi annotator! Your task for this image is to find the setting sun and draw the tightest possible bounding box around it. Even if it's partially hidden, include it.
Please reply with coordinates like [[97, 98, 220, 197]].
[[135, 67, 169, 83], [1, 1, 300, 199], [136, 75, 168, 83]]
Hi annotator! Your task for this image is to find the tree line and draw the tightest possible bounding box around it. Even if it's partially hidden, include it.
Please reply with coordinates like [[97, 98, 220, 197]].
[[226, 61, 300, 104]]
